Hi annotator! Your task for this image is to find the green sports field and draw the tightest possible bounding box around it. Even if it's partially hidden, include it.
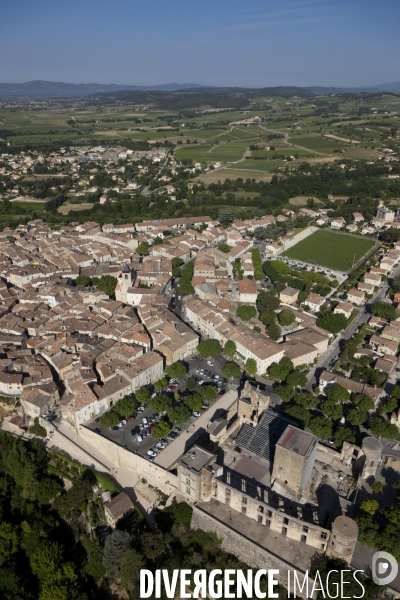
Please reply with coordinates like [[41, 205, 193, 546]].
[[282, 230, 376, 271]]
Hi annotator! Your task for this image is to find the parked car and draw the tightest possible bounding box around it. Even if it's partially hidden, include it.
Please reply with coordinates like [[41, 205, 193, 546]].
[[167, 433, 177, 441], [94, 428, 101, 434], [207, 360, 214, 366], [145, 454, 155, 462], [126, 415, 136, 421], [142, 417, 148, 427], [144, 427, 151, 437], [147, 449, 157, 457], [167, 384, 178, 391], [137, 406, 145, 412], [131, 426, 140, 435], [193, 411, 201, 418], [172, 427, 182, 435], [137, 434, 143, 443]]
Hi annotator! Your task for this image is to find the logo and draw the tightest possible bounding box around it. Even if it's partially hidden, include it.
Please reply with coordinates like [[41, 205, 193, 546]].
[[372, 551, 398, 586]]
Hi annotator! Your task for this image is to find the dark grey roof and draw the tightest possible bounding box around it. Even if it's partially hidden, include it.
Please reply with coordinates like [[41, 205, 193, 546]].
[[235, 410, 297, 463]]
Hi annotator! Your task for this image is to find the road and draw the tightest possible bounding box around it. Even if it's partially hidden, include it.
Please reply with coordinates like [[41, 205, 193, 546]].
[[140, 154, 170, 197], [306, 265, 400, 392]]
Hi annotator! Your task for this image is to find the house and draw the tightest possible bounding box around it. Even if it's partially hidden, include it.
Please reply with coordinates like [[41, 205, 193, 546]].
[[364, 273, 382, 287], [361, 226, 375, 235], [331, 217, 346, 230], [237, 278, 258, 304], [319, 370, 383, 405], [376, 207, 395, 221], [381, 325, 400, 344], [358, 282, 374, 294], [99, 193, 110, 205], [375, 355, 397, 374], [353, 212, 364, 223], [303, 293, 326, 313], [333, 302, 353, 319], [346, 224, 358, 233], [104, 492, 134, 528], [370, 334, 398, 356], [279, 286, 300, 306], [347, 288, 365, 306]]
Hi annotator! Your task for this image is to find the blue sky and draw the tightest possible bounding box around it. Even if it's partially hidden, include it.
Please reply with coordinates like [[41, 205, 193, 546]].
[[1, 0, 399, 87]]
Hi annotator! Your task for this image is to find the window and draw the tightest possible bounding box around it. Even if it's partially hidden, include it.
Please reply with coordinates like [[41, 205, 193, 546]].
[[265, 519, 271, 528], [186, 478, 190, 485], [258, 515, 263, 523], [242, 506, 247, 515], [258, 506, 264, 513], [321, 544, 325, 550], [226, 471, 231, 485], [267, 510, 272, 518], [283, 517, 289, 525], [242, 497, 247, 505], [282, 527, 287, 536], [301, 535, 307, 543], [303, 526, 309, 533], [186, 487, 190, 494], [241, 479, 246, 492], [321, 532, 327, 540]]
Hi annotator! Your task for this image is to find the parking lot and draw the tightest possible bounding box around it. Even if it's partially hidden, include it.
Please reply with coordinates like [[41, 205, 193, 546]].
[[84, 352, 241, 461]]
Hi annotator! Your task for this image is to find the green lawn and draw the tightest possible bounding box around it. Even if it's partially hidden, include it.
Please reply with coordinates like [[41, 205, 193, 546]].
[[282, 230, 375, 271]]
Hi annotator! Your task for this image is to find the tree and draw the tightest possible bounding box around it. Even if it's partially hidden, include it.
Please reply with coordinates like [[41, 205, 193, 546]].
[[136, 242, 149, 256], [371, 481, 383, 494], [171, 257, 184, 269], [222, 361, 241, 378], [347, 409, 368, 426], [334, 427, 356, 448], [379, 396, 398, 416], [154, 377, 168, 391], [186, 377, 196, 391], [218, 243, 231, 253], [268, 357, 294, 381], [167, 406, 191, 424], [257, 290, 280, 312], [152, 421, 170, 439], [278, 309, 296, 326], [286, 370, 307, 388], [370, 417, 398, 438], [353, 393, 374, 412], [140, 530, 167, 560], [236, 305, 257, 321], [178, 280, 195, 295], [149, 394, 172, 413], [29, 417, 47, 438], [266, 322, 281, 341], [309, 416, 333, 440], [166, 361, 187, 379], [326, 384, 350, 403], [196, 385, 218, 402], [75, 275, 91, 287], [115, 396, 138, 417], [321, 400, 343, 419], [120, 548, 145, 591], [316, 311, 347, 334], [276, 385, 295, 402], [360, 499, 379, 516], [284, 405, 311, 427], [246, 358, 257, 375], [371, 301, 398, 321], [135, 387, 150, 404], [95, 275, 117, 297], [197, 339, 221, 358], [102, 529, 130, 576], [0, 522, 18, 566], [259, 310, 276, 326], [184, 395, 203, 411], [223, 340, 236, 359]]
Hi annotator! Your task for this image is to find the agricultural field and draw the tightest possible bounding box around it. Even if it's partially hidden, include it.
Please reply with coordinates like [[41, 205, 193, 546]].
[[282, 230, 376, 271]]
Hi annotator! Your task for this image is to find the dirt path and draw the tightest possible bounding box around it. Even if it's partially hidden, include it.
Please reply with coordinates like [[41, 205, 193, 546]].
[[258, 125, 328, 157], [324, 133, 361, 144]]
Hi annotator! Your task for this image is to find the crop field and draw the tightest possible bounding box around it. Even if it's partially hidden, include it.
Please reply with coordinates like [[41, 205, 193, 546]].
[[282, 230, 376, 271]]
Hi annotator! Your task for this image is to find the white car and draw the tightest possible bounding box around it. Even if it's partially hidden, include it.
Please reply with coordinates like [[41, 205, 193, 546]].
[[137, 434, 143, 443], [207, 360, 214, 366], [147, 449, 157, 457]]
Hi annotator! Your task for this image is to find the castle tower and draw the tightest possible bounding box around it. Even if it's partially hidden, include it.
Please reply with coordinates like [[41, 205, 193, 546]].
[[115, 264, 136, 303], [361, 437, 383, 479], [327, 516, 358, 564]]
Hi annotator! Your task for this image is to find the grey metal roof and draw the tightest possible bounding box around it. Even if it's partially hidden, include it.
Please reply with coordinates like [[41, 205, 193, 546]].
[[235, 410, 297, 463]]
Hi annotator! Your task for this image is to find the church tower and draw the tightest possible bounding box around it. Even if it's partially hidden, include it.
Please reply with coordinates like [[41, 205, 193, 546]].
[[115, 265, 136, 303]]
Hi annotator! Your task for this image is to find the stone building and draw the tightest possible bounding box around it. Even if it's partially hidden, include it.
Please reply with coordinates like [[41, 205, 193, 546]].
[[104, 491, 134, 528], [272, 425, 318, 497], [326, 515, 358, 564]]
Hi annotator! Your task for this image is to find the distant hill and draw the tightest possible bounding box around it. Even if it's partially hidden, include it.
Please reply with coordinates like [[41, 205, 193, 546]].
[[0, 80, 204, 98], [305, 82, 400, 95], [0, 79, 399, 99]]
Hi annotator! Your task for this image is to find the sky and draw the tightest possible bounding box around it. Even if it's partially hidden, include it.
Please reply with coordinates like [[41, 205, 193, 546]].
[[1, 0, 399, 88]]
